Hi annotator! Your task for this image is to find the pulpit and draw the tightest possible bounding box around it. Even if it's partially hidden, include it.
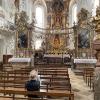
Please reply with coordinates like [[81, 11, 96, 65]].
[[3, 55, 13, 64]]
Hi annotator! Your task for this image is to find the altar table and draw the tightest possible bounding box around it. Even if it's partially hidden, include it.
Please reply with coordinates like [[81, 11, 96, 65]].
[[8, 58, 32, 69], [73, 58, 97, 70], [74, 59, 97, 64], [8, 58, 31, 63]]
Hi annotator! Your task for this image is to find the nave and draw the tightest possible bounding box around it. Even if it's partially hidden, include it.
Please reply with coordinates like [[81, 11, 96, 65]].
[[0, 0, 100, 100], [0, 64, 94, 100]]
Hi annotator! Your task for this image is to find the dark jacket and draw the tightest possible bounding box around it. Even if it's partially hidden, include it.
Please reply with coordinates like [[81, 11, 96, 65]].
[[25, 80, 40, 98]]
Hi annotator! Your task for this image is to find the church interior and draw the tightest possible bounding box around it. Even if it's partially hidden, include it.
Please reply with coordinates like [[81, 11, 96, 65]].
[[0, 0, 100, 100]]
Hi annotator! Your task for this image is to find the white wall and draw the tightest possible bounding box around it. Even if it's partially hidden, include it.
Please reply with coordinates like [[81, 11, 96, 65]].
[[4, 35, 15, 55], [19, 0, 32, 23], [26, 0, 33, 23], [0, 32, 15, 61], [2, 0, 15, 23]]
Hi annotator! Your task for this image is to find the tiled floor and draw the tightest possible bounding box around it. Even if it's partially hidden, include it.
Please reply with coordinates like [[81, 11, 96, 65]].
[[69, 68, 94, 100]]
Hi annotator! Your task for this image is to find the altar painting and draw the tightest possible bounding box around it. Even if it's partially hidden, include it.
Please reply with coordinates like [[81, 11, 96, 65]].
[[17, 31, 28, 48], [78, 28, 90, 48], [46, 34, 67, 53]]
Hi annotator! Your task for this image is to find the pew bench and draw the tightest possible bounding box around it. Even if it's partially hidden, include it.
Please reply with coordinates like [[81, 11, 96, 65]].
[[0, 89, 74, 100], [83, 68, 94, 90]]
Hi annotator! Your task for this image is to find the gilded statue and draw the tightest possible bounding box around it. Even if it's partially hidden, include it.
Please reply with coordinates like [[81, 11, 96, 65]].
[[92, 7, 100, 40], [77, 8, 89, 26]]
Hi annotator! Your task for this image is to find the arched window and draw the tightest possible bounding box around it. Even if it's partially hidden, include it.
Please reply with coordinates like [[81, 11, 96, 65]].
[[72, 4, 77, 25], [92, 0, 99, 16], [35, 6, 44, 28], [35, 6, 44, 50]]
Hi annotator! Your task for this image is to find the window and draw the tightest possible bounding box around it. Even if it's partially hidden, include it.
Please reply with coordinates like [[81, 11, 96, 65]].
[[35, 6, 44, 28], [72, 4, 77, 25], [35, 39, 42, 50], [35, 6, 44, 50], [92, 0, 99, 16]]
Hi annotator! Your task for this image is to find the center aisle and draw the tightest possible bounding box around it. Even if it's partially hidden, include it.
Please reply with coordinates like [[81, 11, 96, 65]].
[[68, 68, 93, 100]]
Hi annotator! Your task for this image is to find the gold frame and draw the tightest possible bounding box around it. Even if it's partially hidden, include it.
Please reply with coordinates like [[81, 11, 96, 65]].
[[73, 25, 94, 58], [16, 31, 29, 49]]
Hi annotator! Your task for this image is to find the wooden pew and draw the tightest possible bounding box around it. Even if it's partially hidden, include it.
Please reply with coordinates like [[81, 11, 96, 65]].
[[0, 89, 74, 100], [34, 64, 68, 69], [0, 76, 71, 91], [0, 69, 71, 91], [0, 65, 71, 92], [4, 70, 69, 80], [83, 68, 94, 89]]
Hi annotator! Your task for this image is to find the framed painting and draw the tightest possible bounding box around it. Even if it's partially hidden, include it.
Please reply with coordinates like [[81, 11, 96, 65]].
[[78, 28, 90, 49], [17, 31, 28, 48]]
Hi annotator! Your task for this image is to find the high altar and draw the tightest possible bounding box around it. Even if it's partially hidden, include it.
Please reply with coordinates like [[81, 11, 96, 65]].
[[43, 0, 70, 63], [46, 0, 68, 54]]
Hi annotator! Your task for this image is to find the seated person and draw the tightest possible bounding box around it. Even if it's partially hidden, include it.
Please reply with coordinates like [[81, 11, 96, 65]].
[[25, 69, 40, 98]]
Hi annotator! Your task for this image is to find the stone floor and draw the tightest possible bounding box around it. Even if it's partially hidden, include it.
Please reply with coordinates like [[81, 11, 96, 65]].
[[69, 68, 94, 100]]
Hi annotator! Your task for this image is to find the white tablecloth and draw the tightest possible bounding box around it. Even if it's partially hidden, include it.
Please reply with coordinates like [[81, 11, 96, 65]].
[[74, 59, 97, 64], [44, 54, 70, 58], [8, 58, 31, 63]]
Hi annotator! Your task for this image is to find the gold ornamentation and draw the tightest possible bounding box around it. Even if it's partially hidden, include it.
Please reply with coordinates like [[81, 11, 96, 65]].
[[15, 11, 28, 32], [49, 34, 64, 49], [77, 8, 89, 26], [92, 6, 100, 40]]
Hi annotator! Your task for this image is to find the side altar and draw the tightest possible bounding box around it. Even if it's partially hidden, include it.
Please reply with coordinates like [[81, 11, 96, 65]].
[[72, 8, 97, 74], [15, 11, 33, 58], [9, 11, 34, 68]]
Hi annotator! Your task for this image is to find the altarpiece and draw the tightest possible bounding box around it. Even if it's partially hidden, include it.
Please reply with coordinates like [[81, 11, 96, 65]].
[[45, 0, 69, 55], [73, 8, 94, 58], [15, 11, 33, 58]]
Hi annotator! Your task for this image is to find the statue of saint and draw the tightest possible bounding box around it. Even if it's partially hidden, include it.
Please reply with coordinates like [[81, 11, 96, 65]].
[[53, 34, 60, 49]]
